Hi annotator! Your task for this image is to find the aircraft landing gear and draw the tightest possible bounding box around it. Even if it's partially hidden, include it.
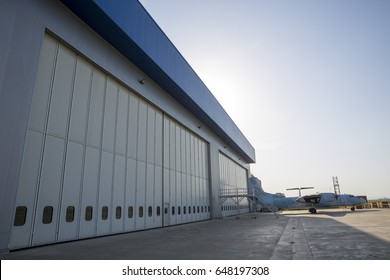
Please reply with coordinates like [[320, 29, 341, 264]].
[[351, 207, 356, 211], [309, 208, 317, 214]]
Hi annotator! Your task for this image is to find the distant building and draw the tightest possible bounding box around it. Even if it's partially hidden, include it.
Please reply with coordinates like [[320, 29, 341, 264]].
[[0, 0, 255, 252], [360, 198, 390, 209]]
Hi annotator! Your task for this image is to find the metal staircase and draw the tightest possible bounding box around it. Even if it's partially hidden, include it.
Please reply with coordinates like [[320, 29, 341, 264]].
[[219, 188, 255, 217], [251, 188, 279, 217], [218, 187, 279, 218], [245, 175, 279, 217], [219, 179, 279, 218]]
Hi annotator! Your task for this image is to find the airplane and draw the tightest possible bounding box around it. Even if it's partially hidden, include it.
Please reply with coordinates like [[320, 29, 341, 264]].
[[248, 176, 367, 214]]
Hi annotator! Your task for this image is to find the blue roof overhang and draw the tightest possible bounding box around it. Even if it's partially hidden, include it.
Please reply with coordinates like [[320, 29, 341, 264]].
[[59, 0, 255, 163]]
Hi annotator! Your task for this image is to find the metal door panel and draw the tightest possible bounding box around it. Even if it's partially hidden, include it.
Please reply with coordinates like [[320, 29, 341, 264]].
[[199, 141, 203, 178], [29, 34, 57, 132], [135, 161, 146, 230], [203, 180, 207, 219], [145, 163, 154, 229], [205, 178, 210, 219], [79, 147, 99, 238], [111, 155, 126, 233], [10, 130, 43, 249], [115, 86, 128, 156], [146, 107, 155, 164], [175, 125, 181, 173], [68, 57, 92, 143], [190, 135, 195, 175], [154, 166, 163, 227], [47, 45, 76, 138], [180, 128, 186, 174], [169, 169, 176, 225], [155, 111, 163, 167], [102, 78, 118, 153], [163, 117, 169, 168], [58, 141, 84, 242], [195, 176, 200, 221], [169, 121, 175, 170], [199, 177, 204, 220], [32, 135, 65, 245], [125, 158, 137, 232], [163, 168, 169, 205], [176, 171, 182, 224], [195, 138, 200, 178], [163, 203, 170, 227], [86, 69, 105, 148], [127, 93, 139, 160], [137, 100, 147, 161], [181, 173, 187, 223], [200, 142, 205, 179], [97, 151, 113, 235], [187, 174, 192, 221], [185, 131, 191, 174], [191, 176, 196, 221]]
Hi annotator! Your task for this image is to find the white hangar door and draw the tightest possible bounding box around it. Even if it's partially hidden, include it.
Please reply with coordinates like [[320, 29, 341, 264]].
[[162, 117, 210, 226], [219, 153, 249, 217], [10, 33, 164, 249]]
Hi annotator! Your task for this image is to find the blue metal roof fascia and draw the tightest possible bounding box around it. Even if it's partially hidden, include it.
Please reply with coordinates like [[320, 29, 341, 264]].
[[59, 0, 255, 163]]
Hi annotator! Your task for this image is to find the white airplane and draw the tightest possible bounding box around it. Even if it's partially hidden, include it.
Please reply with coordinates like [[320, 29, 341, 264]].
[[249, 176, 366, 214]]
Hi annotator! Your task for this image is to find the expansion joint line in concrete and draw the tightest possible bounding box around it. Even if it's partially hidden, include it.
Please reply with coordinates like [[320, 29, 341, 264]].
[[269, 217, 314, 260]]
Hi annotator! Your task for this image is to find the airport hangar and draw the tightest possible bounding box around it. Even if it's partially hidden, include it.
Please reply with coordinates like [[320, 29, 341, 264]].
[[0, 0, 256, 252]]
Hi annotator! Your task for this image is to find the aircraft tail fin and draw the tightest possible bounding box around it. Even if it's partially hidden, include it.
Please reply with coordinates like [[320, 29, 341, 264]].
[[248, 175, 267, 195], [248, 175, 279, 215]]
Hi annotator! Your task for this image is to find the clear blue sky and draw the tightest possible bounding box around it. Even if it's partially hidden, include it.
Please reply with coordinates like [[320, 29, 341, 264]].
[[139, 0, 390, 198]]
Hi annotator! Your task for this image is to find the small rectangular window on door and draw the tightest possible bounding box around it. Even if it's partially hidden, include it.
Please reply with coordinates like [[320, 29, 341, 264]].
[[102, 206, 108, 220], [128, 206, 133, 218], [85, 206, 93, 221], [66, 206, 75, 222], [116, 206, 121, 219], [42, 206, 53, 224], [156, 206, 161, 216], [13, 206, 27, 226]]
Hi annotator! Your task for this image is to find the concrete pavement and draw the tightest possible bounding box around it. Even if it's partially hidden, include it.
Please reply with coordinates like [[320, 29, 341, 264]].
[[2, 208, 390, 260]]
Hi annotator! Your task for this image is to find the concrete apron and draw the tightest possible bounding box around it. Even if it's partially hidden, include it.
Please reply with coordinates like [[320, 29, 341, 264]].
[[270, 217, 313, 260]]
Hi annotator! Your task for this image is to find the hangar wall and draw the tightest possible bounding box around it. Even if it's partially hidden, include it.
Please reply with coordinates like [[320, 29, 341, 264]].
[[0, 0, 253, 252]]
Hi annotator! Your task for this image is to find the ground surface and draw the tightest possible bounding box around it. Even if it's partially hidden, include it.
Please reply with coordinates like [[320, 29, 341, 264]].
[[2, 208, 390, 259]]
